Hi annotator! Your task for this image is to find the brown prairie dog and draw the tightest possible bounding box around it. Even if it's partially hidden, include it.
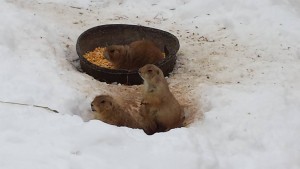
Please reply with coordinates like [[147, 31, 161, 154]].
[[91, 95, 141, 129], [104, 40, 164, 70], [138, 64, 184, 135]]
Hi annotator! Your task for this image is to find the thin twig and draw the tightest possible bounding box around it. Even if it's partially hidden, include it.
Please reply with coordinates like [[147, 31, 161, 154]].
[[69, 6, 82, 10], [0, 100, 59, 113]]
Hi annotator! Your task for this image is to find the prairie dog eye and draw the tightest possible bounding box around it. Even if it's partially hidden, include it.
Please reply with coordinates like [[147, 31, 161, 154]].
[[100, 100, 106, 104], [147, 69, 153, 73], [109, 49, 115, 53]]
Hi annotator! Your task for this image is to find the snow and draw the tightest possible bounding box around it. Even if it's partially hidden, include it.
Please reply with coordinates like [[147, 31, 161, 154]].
[[0, 0, 300, 169]]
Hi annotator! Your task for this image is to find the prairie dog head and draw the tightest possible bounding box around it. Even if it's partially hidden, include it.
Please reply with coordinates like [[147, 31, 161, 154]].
[[138, 64, 164, 82], [104, 45, 127, 63], [91, 95, 115, 115]]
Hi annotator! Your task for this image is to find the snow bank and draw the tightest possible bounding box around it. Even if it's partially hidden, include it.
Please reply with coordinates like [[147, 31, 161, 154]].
[[0, 0, 299, 169]]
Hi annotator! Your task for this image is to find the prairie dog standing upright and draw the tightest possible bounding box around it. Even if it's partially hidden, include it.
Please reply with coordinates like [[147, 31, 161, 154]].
[[138, 64, 184, 135], [104, 40, 164, 70]]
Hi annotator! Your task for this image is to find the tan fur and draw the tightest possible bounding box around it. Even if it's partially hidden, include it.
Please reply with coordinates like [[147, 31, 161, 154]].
[[104, 40, 164, 70], [138, 64, 184, 135], [91, 95, 141, 129]]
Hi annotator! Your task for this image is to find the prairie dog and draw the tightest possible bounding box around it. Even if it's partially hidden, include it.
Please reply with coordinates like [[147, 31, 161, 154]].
[[138, 64, 184, 135], [104, 40, 164, 70], [91, 95, 141, 129]]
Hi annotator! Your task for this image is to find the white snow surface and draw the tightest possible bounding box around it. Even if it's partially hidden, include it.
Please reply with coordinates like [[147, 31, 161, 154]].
[[1, 0, 300, 169]]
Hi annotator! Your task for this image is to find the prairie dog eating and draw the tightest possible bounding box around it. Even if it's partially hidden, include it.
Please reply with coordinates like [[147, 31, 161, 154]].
[[104, 40, 164, 70]]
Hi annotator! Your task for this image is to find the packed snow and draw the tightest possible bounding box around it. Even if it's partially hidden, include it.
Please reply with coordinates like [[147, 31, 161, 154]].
[[0, 0, 300, 169]]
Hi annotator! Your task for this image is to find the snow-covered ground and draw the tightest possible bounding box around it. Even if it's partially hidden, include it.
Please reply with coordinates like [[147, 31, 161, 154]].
[[0, 0, 300, 168]]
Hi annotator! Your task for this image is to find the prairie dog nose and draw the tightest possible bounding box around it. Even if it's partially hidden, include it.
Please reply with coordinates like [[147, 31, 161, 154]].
[[91, 103, 95, 111]]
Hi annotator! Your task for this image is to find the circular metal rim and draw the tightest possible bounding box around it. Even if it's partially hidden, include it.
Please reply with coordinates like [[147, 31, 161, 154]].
[[76, 24, 180, 84]]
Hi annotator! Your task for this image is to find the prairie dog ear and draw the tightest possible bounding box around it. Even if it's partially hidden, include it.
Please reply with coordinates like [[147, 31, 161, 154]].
[[156, 69, 160, 75]]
